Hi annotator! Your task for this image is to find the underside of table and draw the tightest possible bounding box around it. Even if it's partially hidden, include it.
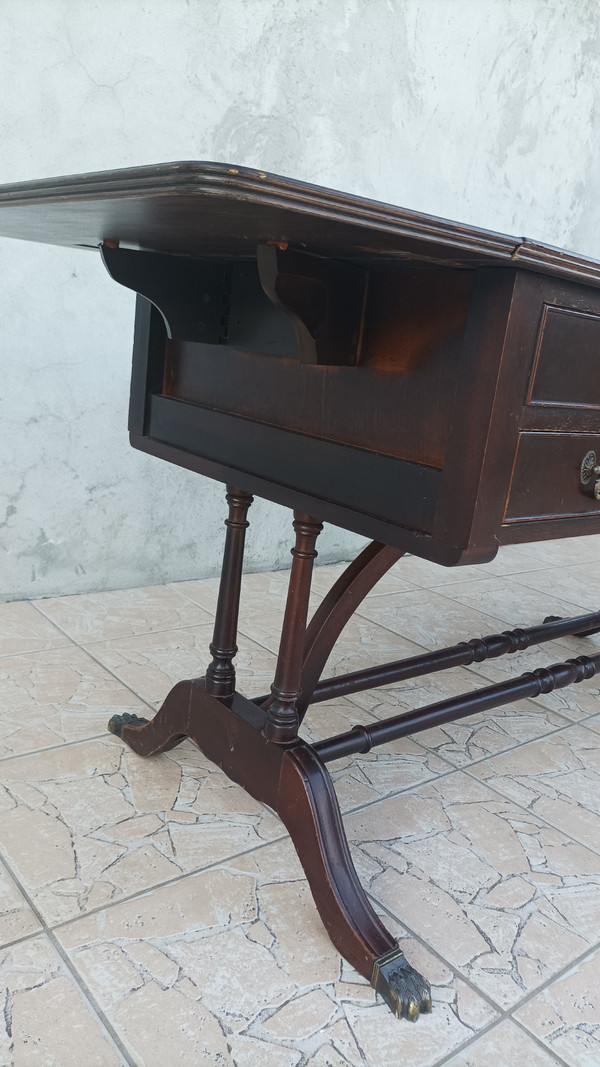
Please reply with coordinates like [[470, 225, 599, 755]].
[[108, 486, 600, 1021]]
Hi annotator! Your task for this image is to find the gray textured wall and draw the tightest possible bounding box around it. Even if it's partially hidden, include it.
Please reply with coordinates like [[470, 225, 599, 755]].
[[1, 0, 599, 600]]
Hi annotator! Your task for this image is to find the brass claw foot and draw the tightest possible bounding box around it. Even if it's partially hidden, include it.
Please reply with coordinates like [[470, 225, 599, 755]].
[[107, 712, 150, 737], [372, 947, 432, 1021]]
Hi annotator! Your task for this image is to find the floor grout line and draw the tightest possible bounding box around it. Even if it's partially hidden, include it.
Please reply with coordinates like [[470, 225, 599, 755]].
[[0, 852, 135, 1065], [0, 730, 119, 764], [0, 641, 79, 661], [337, 690, 575, 764], [321, 715, 585, 830], [46, 831, 290, 936], [0, 790, 593, 1067], [47, 929, 138, 1067], [31, 616, 215, 650], [351, 577, 600, 658], [27, 600, 183, 717], [507, 1017, 572, 1067], [434, 1012, 570, 1067]]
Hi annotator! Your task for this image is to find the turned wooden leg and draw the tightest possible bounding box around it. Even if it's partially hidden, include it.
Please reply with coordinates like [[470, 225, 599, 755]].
[[263, 512, 323, 742], [205, 487, 253, 699], [108, 485, 252, 749]]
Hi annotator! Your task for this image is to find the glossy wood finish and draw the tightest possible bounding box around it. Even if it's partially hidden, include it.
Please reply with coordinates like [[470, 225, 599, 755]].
[[109, 681, 403, 983], [103, 244, 600, 564], [264, 513, 323, 742], [5, 163, 600, 1019], [204, 488, 253, 699], [54, 180, 599, 562], [2, 161, 600, 288], [505, 433, 600, 523], [527, 304, 600, 410], [162, 267, 472, 468], [106, 487, 600, 1019]]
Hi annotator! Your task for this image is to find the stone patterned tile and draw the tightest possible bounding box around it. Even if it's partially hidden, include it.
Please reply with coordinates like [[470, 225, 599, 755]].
[[341, 572, 600, 730], [514, 946, 600, 1066], [0, 646, 148, 758], [0, 600, 70, 657], [0, 863, 41, 944], [0, 935, 122, 1066], [509, 535, 600, 568], [513, 562, 600, 615], [319, 614, 426, 678], [417, 703, 571, 770], [342, 664, 570, 769], [309, 561, 354, 596], [0, 736, 281, 926], [85, 624, 278, 706], [168, 575, 221, 615], [469, 725, 600, 854], [389, 555, 504, 588], [180, 565, 416, 657], [174, 569, 288, 618], [301, 699, 451, 811], [466, 543, 553, 575], [355, 587, 519, 651], [340, 950, 497, 1067], [345, 771, 600, 1010], [35, 583, 211, 643], [433, 574, 599, 642], [443, 1018, 562, 1066], [237, 596, 322, 657], [56, 838, 497, 1067], [585, 714, 600, 735], [433, 571, 600, 675], [174, 567, 311, 619]]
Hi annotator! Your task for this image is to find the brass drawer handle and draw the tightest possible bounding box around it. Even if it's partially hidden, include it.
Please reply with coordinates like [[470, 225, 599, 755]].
[[580, 450, 600, 500]]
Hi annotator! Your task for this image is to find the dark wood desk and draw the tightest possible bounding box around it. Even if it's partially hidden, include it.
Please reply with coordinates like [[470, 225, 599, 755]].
[[2, 162, 600, 1020]]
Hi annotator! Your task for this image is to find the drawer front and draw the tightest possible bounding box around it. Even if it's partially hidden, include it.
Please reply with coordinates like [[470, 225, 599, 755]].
[[527, 305, 600, 410], [504, 432, 600, 522]]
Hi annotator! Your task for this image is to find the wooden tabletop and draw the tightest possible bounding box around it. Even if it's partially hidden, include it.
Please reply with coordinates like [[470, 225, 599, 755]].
[[0, 161, 599, 286]]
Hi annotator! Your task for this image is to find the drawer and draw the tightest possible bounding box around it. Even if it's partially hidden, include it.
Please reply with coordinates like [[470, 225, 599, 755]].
[[504, 432, 600, 522], [527, 305, 600, 410]]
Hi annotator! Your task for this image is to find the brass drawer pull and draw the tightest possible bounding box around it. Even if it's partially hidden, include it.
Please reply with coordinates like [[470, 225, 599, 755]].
[[580, 450, 600, 500]]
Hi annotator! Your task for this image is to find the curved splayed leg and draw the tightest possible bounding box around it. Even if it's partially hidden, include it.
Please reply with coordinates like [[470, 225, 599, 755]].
[[278, 743, 431, 1020]]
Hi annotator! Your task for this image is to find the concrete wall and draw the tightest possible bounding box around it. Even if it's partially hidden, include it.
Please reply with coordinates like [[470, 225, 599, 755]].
[[1, 0, 599, 600]]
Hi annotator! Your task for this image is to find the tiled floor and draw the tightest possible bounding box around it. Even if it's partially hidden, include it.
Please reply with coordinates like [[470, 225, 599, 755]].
[[1, 535, 600, 1065]]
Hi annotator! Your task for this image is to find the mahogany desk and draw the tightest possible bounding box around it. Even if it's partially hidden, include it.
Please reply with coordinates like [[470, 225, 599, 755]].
[[2, 162, 600, 1020]]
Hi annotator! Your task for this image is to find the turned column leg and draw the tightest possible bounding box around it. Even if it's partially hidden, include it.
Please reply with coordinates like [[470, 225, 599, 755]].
[[205, 487, 254, 699], [264, 513, 323, 742], [108, 484, 253, 748]]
